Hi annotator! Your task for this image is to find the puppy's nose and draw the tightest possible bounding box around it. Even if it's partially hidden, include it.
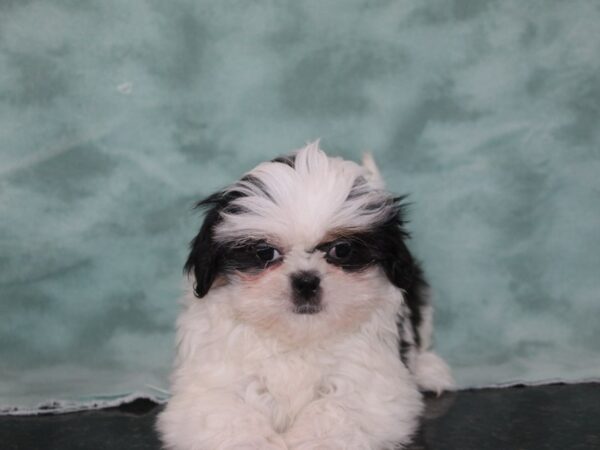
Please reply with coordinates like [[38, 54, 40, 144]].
[[291, 271, 321, 298], [290, 271, 322, 314]]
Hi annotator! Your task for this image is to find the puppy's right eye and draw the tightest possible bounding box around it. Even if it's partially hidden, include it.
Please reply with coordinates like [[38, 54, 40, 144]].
[[256, 244, 281, 263]]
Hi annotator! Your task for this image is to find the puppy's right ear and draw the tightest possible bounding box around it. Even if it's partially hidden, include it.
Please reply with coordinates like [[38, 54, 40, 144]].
[[184, 198, 223, 298]]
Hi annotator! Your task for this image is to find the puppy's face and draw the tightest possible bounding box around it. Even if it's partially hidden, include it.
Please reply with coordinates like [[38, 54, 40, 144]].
[[186, 143, 416, 343]]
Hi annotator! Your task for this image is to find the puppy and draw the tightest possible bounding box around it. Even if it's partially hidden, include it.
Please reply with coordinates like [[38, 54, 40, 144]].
[[157, 142, 453, 449]]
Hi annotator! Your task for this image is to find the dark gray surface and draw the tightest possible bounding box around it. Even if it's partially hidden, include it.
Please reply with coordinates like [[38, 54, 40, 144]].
[[1, 383, 598, 449]]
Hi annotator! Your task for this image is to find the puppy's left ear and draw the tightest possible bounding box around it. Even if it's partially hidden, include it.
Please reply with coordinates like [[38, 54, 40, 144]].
[[184, 203, 223, 298], [362, 152, 385, 189], [376, 199, 419, 292], [379, 225, 417, 292], [378, 209, 429, 347]]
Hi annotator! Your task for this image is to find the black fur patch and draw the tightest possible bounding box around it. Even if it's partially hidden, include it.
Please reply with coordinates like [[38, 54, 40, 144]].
[[184, 173, 285, 297], [316, 237, 377, 272], [364, 198, 427, 349], [184, 186, 249, 297], [222, 241, 283, 274], [399, 335, 411, 366], [184, 203, 223, 298]]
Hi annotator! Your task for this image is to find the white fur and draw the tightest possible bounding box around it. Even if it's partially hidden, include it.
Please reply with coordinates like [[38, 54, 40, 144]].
[[412, 300, 454, 394], [157, 142, 452, 449], [216, 141, 393, 247]]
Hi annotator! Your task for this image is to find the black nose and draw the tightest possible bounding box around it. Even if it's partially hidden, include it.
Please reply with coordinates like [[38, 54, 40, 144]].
[[291, 271, 321, 298], [290, 271, 322, 314]]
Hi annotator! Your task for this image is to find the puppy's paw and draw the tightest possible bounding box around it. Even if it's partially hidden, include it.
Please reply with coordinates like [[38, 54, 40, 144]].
[[224, 436, 288, 450], [286, 434, 371, 450], [414, 350, 454, 395], [288, 439, 362, 450]]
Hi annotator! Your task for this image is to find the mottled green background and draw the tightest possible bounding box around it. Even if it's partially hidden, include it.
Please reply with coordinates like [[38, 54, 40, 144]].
[[1, 0, 599, 411]]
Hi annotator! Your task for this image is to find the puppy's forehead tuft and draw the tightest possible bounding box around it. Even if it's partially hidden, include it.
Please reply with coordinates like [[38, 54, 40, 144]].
[[212, 142, 397, 246]]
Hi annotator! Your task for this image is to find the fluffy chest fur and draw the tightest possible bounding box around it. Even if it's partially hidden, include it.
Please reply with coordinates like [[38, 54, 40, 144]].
[[244, 351, 323, 432], [172, 286, 408, 435]]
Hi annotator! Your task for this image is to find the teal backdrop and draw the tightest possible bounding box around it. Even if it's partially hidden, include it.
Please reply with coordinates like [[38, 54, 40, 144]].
[[1, 0, 599, 412]]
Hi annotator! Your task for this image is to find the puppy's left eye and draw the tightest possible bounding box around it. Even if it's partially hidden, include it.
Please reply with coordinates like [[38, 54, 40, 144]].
[[327, 241, 353, 261], [256, 244, 281, 263]]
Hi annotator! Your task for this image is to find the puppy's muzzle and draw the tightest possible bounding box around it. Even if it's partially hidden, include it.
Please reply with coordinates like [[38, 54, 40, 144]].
[[290, 271, 322, 314]]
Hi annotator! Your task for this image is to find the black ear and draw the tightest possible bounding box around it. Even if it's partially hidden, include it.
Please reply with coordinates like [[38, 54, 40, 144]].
[[185, 185, 251, 298], [373, 197, 416, 291], [379, 225, 417, 292], [184, 205, 222, 298], [377, 212, 428, 348]]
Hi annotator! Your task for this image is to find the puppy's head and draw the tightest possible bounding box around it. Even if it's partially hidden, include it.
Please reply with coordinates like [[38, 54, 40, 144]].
[[185, 142, 416, 342]]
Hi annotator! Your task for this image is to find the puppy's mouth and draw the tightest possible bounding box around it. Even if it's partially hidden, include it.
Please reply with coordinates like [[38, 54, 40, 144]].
[[293, 304, 323, 315]]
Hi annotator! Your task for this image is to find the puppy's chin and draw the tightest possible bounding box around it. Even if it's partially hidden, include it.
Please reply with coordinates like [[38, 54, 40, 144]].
[[219, 267, 392, 345]]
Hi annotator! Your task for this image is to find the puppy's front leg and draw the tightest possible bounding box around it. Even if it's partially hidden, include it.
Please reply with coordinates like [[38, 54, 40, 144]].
[[284, 402, 372, 450], [283, 375, 422, 450], [158, 391, 288, 450]]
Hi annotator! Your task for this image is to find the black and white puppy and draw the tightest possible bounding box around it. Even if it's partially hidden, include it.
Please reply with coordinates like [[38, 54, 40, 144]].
[[157, 142, 453, 450]]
